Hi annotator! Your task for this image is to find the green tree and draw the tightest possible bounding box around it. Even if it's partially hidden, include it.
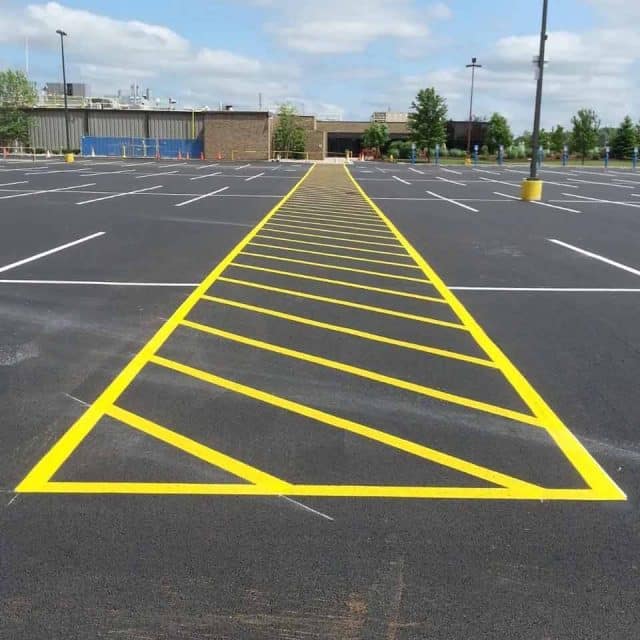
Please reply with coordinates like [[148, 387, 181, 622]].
[[612, 115, 637, 159], [538, 128, 551, 151], [484, 112, 513, 154], [0, 69, 37, 146], [570, 108, 600, 164], [272, 104, 306, 158], [549, 125, 567, 154], [407, 87, 447, 161], [361, 122, 389, 156]]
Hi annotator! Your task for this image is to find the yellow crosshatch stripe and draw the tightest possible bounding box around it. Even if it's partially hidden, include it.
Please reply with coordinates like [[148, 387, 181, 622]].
[[180, 320, 543, 428], [277, 206, 386, 220], [203, 295, 496, 368], [266, 220, 395, 238], [256, 235, 410, 257], [273, 212, 390, 229], [106, 404, 291, 490], [214, 277, 466, 330], [248, 242, 421, 268], [149, 355, 541, 492], [239, 252, 432, 283], [344, 165, 626, 501], [257, 228, 402, 247], [15, 165, 317, 492], [229, 263, 443, 303]]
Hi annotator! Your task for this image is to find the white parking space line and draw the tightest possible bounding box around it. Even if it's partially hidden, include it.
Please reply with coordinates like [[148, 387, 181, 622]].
[[82, 169, 137, 177], [440, 167, 463, 175], [136, 170, 179, 179], [0, 232, 105, 274], [24, 168, 92, 175], [392, 175, 411, 185], [197, 164, 219, 170], [494, 191, 580, 213], [479, 176, 519, 187], [549, 239, 640, 278], [235, 164, 251, 170], [612, 178, 640, 185], [450, 286, 640, 293], [408, 167, 424, 174], [76, 184, 163, 205], [0, 183, 96, 200], [504, 168, 528, 174], [567, 178, 634, 189], [0, 181, 28, 187], [245, 172, 265, 182], [426, 190, 478, 213], [175, 186, 229, 207], [473, 168, 501, 175], [563, 193, 640, 209], [158, 163, 187, 168], [436, 176, 466, 187], [190, 172, 221, 181], [0, 279, 197, 287]]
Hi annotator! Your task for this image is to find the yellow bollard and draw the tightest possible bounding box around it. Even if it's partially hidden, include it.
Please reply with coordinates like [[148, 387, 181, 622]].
[[464, 156, 472, 166], [521, 179, 543, 201], [64, 152, 75, 163]]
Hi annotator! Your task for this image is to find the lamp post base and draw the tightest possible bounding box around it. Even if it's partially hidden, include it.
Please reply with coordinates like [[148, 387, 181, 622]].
[[521, 179, 543, 201], [64, 153, 75, 163]]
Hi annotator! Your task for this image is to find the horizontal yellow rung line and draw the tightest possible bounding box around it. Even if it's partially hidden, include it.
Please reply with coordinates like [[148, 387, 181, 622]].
[[214, 277, 465, 329], [240, 252, 431, 283], [277, 208, 385, 223], [178, 323, 544, 429], [266, 220, 394, 239], [106, 404, 291, 489], [249, 242, 421, 268], [258, 227, 401, 247], [204, 295, 496, 368], [229, 262, 441, 302], [150, 353, 542, 491], [274, 212, 389, 229], [282, 205, 376, 217], [257, 234, 409, 257]]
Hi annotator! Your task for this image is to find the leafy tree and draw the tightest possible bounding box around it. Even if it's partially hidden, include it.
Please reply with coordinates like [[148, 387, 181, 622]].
[[484, 112, 513, 153], [549, 125, 568, 154], [273, 104, 306, 158], [538, 128, 551, 151], [571, 108, 600, 164], [407, 88, 447, 161], [0, 69, 37, 146], [361, 122, 389, 156], [515, 130, 532, 153], [597, 126, 616, 148], [612, 115, 637, 159]]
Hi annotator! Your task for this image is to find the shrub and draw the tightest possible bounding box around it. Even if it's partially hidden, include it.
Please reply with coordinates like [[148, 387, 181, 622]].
[[449, 148, 466, 158]]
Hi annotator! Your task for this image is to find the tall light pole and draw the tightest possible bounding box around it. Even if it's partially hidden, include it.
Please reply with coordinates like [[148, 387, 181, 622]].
[[528, 0, 549, 181], [56, 29, 71, 153], [466, 57, 482, 156]]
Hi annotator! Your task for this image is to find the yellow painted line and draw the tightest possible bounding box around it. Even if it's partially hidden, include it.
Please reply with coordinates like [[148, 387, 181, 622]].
[[150, 355, 542, 492], [257, 234, 409, 257], [15, 164, 317, 492], [215, 277, 465, 330], [279, 204, 384, 217], [257, 228, 402, 247], [106, 404, 291, 490], [345, 165, 627, 501], [230, 262, 443, 303], [248, 242, 421, 268], [240, 252, 432, 283], [180, 321, 544, 428], [204, 295, 496, 368], [266, 220, 395, 238], [275, 211, 389, 227]]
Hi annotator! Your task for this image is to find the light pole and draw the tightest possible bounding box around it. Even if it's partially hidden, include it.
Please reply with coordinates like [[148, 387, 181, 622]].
[[527, 0, 548, 185], [466, 57, 482, 156], [56, 29, 71, 155]]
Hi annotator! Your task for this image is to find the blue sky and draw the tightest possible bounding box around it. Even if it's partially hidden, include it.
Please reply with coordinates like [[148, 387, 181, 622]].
[[1, 1, 638, 132]]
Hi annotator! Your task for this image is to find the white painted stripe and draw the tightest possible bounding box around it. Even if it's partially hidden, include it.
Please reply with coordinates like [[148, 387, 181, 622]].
[[493, 192, 519, 200], [136, 170, 179, 179], [245, 172, 265, 182], [76, 184, 163, 205], [392, 175, 411, 185], [473, 168, 501, 175], [375, 167, 387, 173], [190, 172, 221, 181], [408, 167, 424, 174], [479, 176, 519, 187], [196, 164, 219, 170], [450, 286, 640, 292], [504, 168, 528, 174], [426, 190, 478, 213], [0, 232, 105, 274], [436, 176, 466, 187], [494, 191, 580, 213], [0, 181, 28, 187], [0, 183, 96, 200], [0, 279, 197, 287], [24, 168, 91, 175], [440, 167, 463, 175], [567, 178, 634, 188], [564, 193, 640, 209], [549, 238, 640, 278], [235, 164, 251, 170], [278, 495, 334, 521], [158, 163, 187, 168], [612, 178, 640, 185], [82, 169, 137, 177], [175, 186, 229, 207]]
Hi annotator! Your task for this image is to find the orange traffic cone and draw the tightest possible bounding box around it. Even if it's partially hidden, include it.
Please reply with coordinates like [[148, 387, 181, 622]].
[[200, 152, 205, 160], [178, 151, 182, 160], [186, 152, 190, 160]]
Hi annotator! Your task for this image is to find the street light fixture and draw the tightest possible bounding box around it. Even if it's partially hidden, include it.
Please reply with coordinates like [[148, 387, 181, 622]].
[[56, 29, 71, 157], [465, 57, 482, 156]]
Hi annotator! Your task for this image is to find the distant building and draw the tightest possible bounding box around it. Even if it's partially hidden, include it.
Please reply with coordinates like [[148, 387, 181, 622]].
[[371, 111, 409, 124], [45, 82, 87, 98]]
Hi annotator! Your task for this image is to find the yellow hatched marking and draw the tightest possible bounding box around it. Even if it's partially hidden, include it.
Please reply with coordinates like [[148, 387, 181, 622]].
[[257, 235, 408, 257], [266, 220, 394, 238], [249, 242, 421, 268], [275, 211, 389, 227], [230, 262, 443, 302], [345, 165, 626, 501], [150, 355, 541, 492], [107, 404, 291, 490], [204, 295, 495, 368], [214, 277, 465, 330], [181, 320, 543, 428], [258, 228, 402, 247], [281, 205, 377, 218], [240, 253, 432, 284]]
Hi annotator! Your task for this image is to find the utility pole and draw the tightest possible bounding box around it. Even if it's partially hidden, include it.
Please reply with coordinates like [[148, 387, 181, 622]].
[[466, 57, 482, 156], [56, 29, 71, 154]]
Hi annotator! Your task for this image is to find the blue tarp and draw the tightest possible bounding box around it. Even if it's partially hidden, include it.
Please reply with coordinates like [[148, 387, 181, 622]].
[[81, 136, 203, 159]]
